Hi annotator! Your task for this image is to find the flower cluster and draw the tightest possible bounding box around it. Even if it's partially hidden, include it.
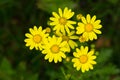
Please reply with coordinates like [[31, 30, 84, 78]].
[[24, 7, 102, 73]]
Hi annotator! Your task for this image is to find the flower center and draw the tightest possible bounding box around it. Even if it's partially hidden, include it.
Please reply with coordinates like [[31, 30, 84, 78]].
[[50, 45, 60, 53], [79, 55, 88, 64], [85, 24, 93, 32], [59, 17, 67, 25], [33, 34, 42, 43], [62, 35, 69, 42]]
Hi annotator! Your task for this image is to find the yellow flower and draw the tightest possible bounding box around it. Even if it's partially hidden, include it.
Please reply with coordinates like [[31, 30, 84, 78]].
[[45, 27, 51, 33], [56, 31, 78, 52], [66, 57, 70, 62], [42, 35, 69, 63], [49, 7, 76, 34], [24, 26, 49, 50], [76, 14, 102, 41], [72, 46, 97, 73], [79, 35, 88, 43], [76, 13, 83, 20]]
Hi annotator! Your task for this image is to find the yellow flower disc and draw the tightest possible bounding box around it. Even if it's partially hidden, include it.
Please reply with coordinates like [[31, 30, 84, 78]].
[[51, 45, 60, 53], [59, 17, 67, 25], [79, 55, 88, 64], [85, 24, 93, 32], [33, 34, 42, 43]]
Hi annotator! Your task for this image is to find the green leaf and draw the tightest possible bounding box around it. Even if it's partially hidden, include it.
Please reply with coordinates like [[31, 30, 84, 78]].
[[26, 74, 38, 80], [107, 0, 119, 5], [96, 48, 113, 64], [0, 58, 14, 75]]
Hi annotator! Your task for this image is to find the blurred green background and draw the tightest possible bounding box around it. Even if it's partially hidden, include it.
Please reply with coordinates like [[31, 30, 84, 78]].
[[0, 0, 120, 80]]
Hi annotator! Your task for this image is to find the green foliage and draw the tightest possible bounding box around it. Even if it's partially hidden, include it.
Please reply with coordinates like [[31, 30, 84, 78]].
[[0, 58, 38, 80]]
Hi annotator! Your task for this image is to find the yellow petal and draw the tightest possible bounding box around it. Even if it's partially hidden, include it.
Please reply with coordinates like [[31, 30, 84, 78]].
[[76, 22, 85, 34], [90, 56, 97, 60], [83, 32, 89, 38], [33, 26, 37, 31], [69, 36, 79, 39], [91, 15, 96, 23], [76, 65, 81, 71], [84, 46, 88, 54], [50, 22, 58, 25], [61, 25, 65, 34], [73, 52, 79, 58], [58, 56, 62, 62], [59, 41, 67, 47], [65, 26, 70, 34], [88, 50, 94, 56], [81, 17, 87, 24], [30, 44, 34, 50], [63, 7, 68, 18], [29, 28, 35, 35], [50, 17, 57, 21], [88, 64, 93, 70], [49, 54, 54, 62], [59, 52, 66, 58], [81, 65, 85, 73], [90, 61, 96, 64], [93, 29, 102, 34], [89, 32, 97, 40], [93, 20, 101, 25], [69, 40, 77, 49], [80, 46, 84, 51], [67, 20, 76, 24], [52, 12, 60, 18], [72, 58, 78, 62], [25, 33, 33, 38], [54, 55, 58, 63], [59, 8, 63, 17], [45, 54, 50, 60], [66, 23, 74, 29], [56, 37, 62, 45], [94, 24, 102, 29], [86, 14, 91, 23]]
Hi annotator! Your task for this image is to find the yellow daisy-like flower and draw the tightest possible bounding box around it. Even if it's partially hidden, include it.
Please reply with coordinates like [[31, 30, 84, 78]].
[[72, 46, 97, 73], [79, 35, 88, 43], [76, 14, 102, 41], [42, 35, 69, 63], [56, 31, 79, 52], [49, 7, 76, 34], [45, 27, 51, 33], [24, 26, 49, 50], [76, 13, 83, 20]]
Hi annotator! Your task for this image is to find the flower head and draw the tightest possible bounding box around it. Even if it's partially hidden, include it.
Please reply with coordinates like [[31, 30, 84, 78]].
[[79, 35, 88, 43], [42, 35, 69, 63], [76, 13, 83, 20], [50, 7, 76, 34], [24, 26, 48, 50], [76, 14, 102, 41], [56, 31, 78, 52], [72, 46, 97, 73], [45, 27, 51, 33]]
